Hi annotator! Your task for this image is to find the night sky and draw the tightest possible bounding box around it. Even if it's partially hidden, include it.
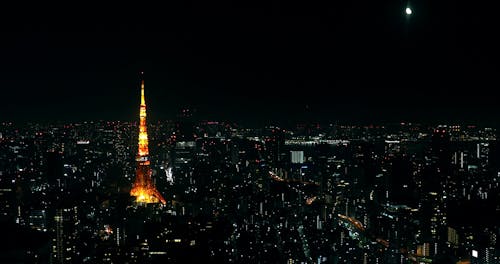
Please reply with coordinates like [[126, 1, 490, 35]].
[[0, 1, 498, 126]]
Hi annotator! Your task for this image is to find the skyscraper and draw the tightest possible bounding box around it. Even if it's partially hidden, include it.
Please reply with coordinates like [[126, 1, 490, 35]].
[[130, 75, 166, 204], [51, 208, 78, 264]]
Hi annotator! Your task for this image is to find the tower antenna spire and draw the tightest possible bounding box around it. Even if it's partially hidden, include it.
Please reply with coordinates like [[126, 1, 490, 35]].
[[140, 73, 146, 106]]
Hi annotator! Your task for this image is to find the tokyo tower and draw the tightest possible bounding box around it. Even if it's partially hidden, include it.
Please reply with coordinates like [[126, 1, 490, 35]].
[[130, 75, 166, 204]]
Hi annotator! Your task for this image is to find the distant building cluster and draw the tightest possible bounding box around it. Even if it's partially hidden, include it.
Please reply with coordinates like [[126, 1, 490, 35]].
[[0, 120, 499, 263]]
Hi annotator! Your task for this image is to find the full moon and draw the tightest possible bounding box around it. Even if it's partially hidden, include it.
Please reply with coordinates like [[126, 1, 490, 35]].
[[405, 7, 412, 15]]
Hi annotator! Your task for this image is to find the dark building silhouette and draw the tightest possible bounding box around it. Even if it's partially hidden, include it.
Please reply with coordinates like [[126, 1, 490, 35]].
[[45, 151, 63, 187], [488, 140, 500, 171], [175, 108, 196, 142], [431, 127, 451, 174], [423, 127, 451, 193], [388, 155, 416, 206], [264, 127, 285, 166], [357, 141, 377, 192]]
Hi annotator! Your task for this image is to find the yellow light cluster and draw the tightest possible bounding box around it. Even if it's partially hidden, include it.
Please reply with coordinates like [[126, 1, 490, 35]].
[[130, 78, 166, 205], [130, 187, 163, 204]]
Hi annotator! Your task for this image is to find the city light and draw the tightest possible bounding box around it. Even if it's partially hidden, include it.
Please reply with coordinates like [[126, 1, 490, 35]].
[[130, 78, 166, 204], [1, 1, 496, 263], [2, 120, 498, 262]]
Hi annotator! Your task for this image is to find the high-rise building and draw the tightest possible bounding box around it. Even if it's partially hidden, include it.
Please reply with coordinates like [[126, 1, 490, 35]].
[[46, 151, 63, 187], [0, 186, 15, 223], [388, 156, 415, 206], [175, 107, 196, 142], [290, 151, 305, 164], [29, 209, 47, 232], [130, 75, 166, 204], [447, 226, 459, 248], [51, 207, 78, 264], [431, 126, 451, 180], [422, 126, 451, 193], [52, 209, 64, 264]]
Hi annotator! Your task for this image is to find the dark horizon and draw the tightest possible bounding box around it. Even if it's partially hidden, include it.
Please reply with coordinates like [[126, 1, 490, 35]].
[[1, 1, 498, 125]]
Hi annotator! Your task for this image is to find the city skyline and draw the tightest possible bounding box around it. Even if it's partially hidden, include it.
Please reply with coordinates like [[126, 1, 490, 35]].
[[1, 118, 499, 263], [1, 2, 499, 263]]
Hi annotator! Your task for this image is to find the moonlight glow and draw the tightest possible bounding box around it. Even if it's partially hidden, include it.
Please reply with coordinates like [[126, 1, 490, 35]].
[[405, 7, 412, 15]]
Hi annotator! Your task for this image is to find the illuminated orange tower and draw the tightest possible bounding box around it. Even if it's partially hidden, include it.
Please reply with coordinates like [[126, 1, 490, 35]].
[[130, 75, 166, 204]]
